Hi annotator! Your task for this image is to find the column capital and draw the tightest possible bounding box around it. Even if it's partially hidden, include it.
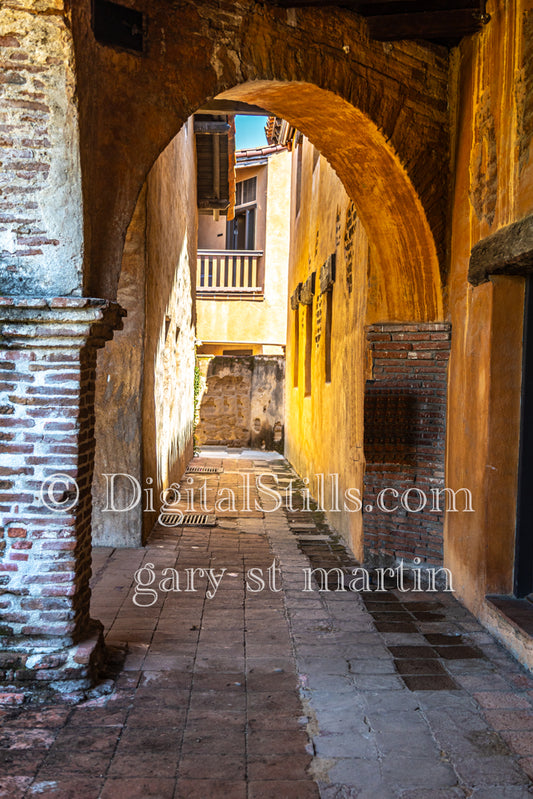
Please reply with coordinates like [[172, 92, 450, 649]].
[[0, 297, 126, 349]]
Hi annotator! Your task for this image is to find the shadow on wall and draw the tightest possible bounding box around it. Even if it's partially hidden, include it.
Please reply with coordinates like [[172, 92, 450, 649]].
[[196, 355, 285, 452]]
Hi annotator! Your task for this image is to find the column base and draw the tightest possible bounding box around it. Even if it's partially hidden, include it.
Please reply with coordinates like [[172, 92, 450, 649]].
[[0, 620, 107, 704]]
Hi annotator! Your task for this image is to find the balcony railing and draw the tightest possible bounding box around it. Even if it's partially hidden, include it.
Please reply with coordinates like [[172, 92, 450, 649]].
[[197, 250, 263, 296]]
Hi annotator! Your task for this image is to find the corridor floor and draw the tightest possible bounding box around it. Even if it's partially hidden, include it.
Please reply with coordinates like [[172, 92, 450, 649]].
[[1, 451, 533, 798]]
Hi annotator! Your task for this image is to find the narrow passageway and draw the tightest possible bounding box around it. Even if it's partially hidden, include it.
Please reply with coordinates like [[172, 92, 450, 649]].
[[1, 451, 533, 798]]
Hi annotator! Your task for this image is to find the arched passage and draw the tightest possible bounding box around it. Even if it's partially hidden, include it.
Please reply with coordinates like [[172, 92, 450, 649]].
[[0, 0, 450, 692], [85, 81, 444, 321], [88, 72, 446, 558]]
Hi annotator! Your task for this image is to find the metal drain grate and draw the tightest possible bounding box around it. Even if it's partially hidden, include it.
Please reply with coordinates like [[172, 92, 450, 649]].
[[159, 513, 216, 527], [185, 466, 221, 474]]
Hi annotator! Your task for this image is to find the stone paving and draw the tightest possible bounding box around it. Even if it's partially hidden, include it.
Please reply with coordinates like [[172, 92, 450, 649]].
[[0, 451, 533, 798]]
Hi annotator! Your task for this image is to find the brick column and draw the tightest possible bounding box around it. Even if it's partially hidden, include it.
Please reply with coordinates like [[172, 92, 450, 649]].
[[0, 298, 123, 699], [363, 323, 451, 568]]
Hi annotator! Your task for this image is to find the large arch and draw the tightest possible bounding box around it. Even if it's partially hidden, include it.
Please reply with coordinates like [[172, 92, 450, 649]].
[[220, 82, 442, 321], [71, 0, 448, 318]]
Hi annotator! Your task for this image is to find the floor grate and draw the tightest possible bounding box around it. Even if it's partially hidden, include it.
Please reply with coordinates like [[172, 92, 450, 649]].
[[185, 466, 221, 474], [159, 513, 216, 527]]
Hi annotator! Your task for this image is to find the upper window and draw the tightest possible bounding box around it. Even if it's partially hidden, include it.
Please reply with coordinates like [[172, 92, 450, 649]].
[[227, 177, 257, 251], [235, 177, 257, 206]]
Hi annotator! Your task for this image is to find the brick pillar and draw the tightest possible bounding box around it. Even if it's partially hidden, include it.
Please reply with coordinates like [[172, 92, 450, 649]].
[[363, 323, 451, 567], [0, 298, 123, 699]]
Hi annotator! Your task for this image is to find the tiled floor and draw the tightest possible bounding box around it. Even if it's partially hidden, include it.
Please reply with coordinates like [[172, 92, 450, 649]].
[[1, 451, 533, 798]]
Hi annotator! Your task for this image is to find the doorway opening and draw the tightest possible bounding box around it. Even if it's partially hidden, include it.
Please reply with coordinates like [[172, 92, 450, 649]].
[[515, 275, 533, 599]]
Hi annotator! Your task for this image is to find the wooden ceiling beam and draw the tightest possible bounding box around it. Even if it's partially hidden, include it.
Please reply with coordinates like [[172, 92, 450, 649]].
[[272, 0, 479, 7], [365, 8, 483, 40], [198, 100, 269, 116], [270, 1, 484, 41]]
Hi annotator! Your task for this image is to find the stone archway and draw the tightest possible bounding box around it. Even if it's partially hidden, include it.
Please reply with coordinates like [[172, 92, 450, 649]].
[[218, 82, 442, 322], [69, 0, 449, 314]]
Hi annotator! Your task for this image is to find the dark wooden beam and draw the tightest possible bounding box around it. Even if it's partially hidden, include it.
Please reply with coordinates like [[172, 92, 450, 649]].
[[272, 0, 479, 7], [469, 215, 533, 286], [365, 8, 483, 40], [273, 0, 350, 5], [198, 100, 269, 116], [194, 120, 230, 134], [198, 199, 230, 210]]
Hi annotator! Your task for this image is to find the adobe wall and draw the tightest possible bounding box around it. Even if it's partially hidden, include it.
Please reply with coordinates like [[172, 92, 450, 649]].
[[196, 355, 285, 452], [446, 0, 533, 619], [142, 120, 197, 541], [92, 122, 197, 547], [284, 140, 368, 554], [285, 140, 453, 574], [92, 187, 146, 547]]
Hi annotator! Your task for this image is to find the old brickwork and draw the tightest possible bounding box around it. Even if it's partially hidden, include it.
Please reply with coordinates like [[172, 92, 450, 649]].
[[0, 298, 122, 697], [363, 324, 451, 566]]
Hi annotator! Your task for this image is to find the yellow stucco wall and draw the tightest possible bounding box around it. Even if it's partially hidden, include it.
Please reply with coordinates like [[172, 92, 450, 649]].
[[196, 149, 291, 349], [285, 141, 369, 555], [284, 1, 533, 666], [446, 0, 533, 616]]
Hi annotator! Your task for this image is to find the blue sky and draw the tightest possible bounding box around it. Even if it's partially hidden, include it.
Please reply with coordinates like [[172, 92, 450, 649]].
[[235, 115, 269, 150]]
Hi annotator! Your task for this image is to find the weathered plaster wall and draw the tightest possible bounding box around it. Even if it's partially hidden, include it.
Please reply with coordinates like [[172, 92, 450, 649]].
[[91, 121, 198, 548], [142, 120, 197, 540], [196, 357, 253, 448], [92, 186, 146, 547], [285, 140, 369, 555], [446, 0, 533, 617], [196, 149, 291, 350], [196, 355, 285, 451], [0, 1, 84, 297], [250, 356, 285, 451]]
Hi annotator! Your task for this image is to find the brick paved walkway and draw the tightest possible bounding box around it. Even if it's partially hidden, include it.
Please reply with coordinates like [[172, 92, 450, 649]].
[[1, 451, 533, 798]]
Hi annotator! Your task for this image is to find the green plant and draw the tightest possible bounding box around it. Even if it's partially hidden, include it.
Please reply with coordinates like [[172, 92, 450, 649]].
[[193, 357, 202, 456]]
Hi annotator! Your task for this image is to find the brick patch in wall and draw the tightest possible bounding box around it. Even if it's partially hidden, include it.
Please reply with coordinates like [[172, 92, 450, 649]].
[[363, 323, 451, 568]]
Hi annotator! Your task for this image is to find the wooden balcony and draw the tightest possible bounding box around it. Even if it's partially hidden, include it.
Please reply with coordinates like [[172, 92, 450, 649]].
[[196, 250, 264, 298]]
